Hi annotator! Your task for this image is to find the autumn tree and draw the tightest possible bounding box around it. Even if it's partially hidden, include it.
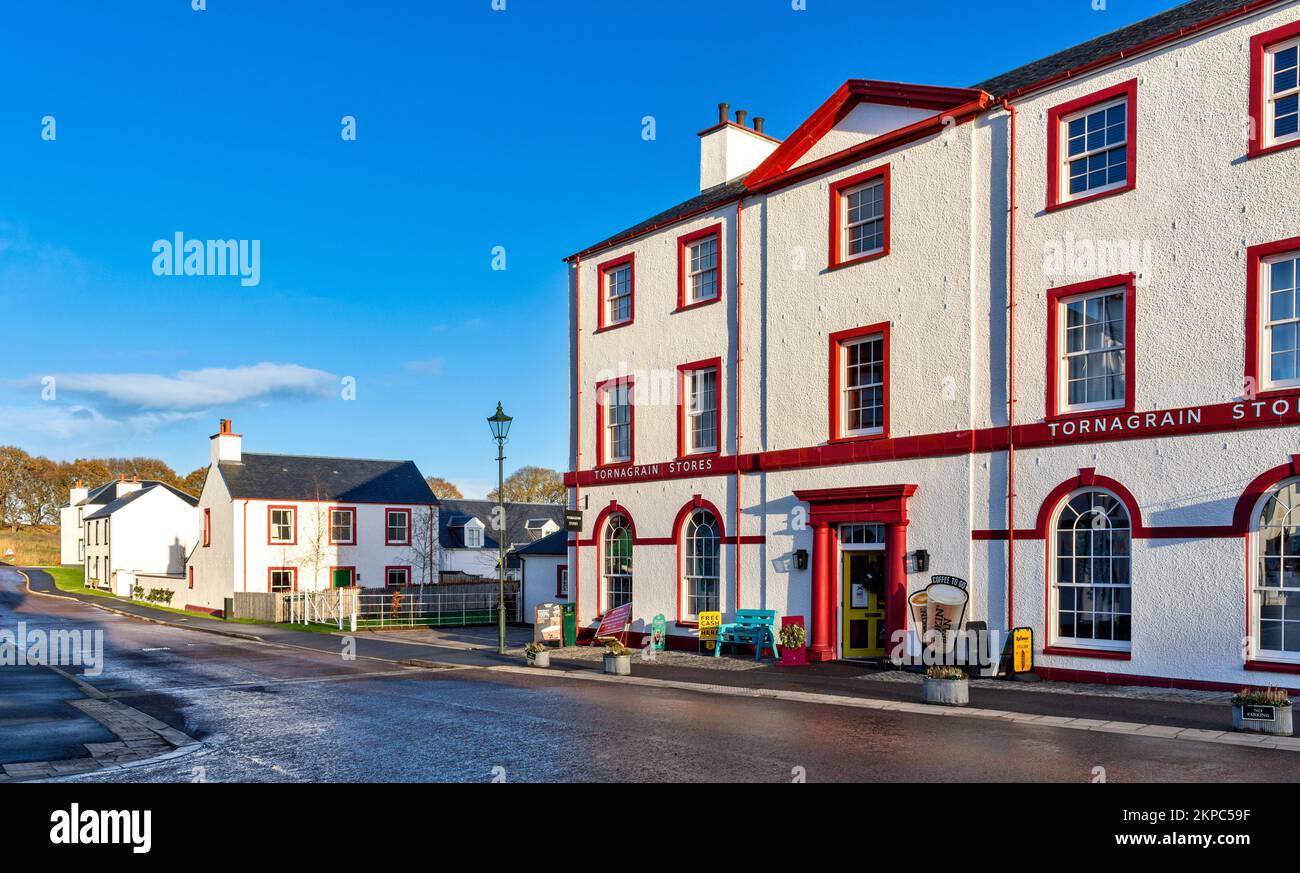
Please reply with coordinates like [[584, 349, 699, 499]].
[[424, 476, 463, 499], [181, 467, 208, 496], [487, 466, 565, 504]]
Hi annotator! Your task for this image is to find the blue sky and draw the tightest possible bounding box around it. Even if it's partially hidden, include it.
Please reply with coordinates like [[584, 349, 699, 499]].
[[0, 0, 1176, 496]]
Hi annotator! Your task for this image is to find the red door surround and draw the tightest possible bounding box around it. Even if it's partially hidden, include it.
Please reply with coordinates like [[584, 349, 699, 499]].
[[793, 485, 917, 662]]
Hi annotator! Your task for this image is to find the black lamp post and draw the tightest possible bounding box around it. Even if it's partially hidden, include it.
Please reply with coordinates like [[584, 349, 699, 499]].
[[487, 402, 513, 654]]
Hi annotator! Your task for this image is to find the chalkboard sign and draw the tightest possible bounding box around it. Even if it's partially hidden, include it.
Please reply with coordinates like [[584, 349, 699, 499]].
[[1242, 704, 1276, 721]]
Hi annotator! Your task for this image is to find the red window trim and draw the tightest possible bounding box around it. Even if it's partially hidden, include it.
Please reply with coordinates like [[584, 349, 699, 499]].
[[267, 504, 297, 546], [1248, 19, 1300, 160], [329, 565, 357, 587], [1045, 78, 1138, 212], [675, 223, 724, 313], [188, 566, 195, 590], [327, 505, 357, 545], [676, 357, 723, 459], [595, 252, 635, 332], [384, 565, 412, 587], [673, 495, 726, 626], [827, 164, 890, 270], [1246, 234, 1300, 397], [594, 374, 635, 467], [1042, 645, 1132, 661], [267, 566, 298, 592], [556, 564, 569, 598], [827, 321, 891, 443], [202, 507, 211, 547], [384, 507, 413, 545], [593, 501, 636, 619], [1045, 273, 1137, 421]]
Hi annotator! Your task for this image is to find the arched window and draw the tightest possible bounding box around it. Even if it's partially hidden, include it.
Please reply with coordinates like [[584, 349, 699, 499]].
[[682, 509, 720, 620], [602, 513, 633, 612], [1053, 489, 1131, 649], [1256, 479, 1300, 658]]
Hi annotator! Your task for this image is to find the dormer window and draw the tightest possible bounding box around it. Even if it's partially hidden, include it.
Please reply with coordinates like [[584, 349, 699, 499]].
[[466, 526, 483, 548]]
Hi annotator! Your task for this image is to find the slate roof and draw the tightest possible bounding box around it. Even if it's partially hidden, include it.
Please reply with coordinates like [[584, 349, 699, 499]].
[[216, 453, 435, 504], [566, 0, 1258, 259], [438, 498, 564, 552], [511, 528, 568, 557], [82, 483, 197, 520], [971, 0, 1255, 97], [74, 479, 165, 507]]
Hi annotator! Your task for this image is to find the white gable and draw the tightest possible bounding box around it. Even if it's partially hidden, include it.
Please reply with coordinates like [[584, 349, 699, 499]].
[[791, 102, 935, 170]]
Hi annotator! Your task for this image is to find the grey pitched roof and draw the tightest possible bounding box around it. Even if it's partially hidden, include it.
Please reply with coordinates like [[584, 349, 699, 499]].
[[437, 498, 564, 553], [217, 453, 435, 504], [74, 479, 169, 507], [972, 0, 1257, 98], [511, 528, 568, 557]]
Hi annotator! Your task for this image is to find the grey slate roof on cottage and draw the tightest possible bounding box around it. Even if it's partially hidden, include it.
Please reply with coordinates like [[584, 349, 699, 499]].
[[75, 479, 165, 507], [82, 483, 197, 520], [437, 498, 564, 552], [511, 528, 568, 557], [217, 453, 436, 504], [971, 0, 1250, 97], [568, 0, 1250, 259]]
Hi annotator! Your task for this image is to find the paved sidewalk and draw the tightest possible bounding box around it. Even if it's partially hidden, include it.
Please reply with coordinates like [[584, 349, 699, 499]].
[[18, 566, 1287, 741]]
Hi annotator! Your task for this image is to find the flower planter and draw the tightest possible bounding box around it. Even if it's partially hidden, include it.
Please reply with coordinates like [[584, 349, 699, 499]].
[[922, 677, 969, 706], [526, 650, 550, 669], [603, 653, 631, 676], [780, 645, 808, 666], [1232, 704, 1293, 736]]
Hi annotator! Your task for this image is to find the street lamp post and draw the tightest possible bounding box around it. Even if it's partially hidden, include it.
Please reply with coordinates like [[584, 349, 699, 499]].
[[487, 402, 513, 655]]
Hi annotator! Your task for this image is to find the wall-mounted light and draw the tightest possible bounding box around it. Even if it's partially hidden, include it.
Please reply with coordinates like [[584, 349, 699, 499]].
[[912, 550, 929, 573], [794, 549, 809, 571]]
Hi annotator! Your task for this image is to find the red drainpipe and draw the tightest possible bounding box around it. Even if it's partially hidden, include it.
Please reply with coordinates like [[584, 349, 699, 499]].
[[734, 200, 744, 613], [1003, 98, 1018, 630], [572, 256, 583, 626]]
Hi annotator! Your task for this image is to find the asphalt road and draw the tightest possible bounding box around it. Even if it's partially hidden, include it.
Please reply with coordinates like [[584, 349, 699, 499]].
[[3, 567, 1300, 782]]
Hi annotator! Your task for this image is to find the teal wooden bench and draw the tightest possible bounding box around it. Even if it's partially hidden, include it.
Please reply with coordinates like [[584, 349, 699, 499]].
[[714, 609, 780, 661]]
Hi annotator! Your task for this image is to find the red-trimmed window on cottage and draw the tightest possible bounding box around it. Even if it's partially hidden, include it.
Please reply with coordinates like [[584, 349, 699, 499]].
[[269, 506, 295, 544], [386, 566, 411, 587], [202, 508, 211, 547], [1263, 248, 1300, 391], [1058, 285, 1127, 413], [1251, 22, 1300, 156], [1052, 489, 1132, 651], [330, 508, 356, 545], [598, 379, 633, 464], [269, 567, 297, 593], [681, 365, 719, 455], [386, 509, 411, 546]]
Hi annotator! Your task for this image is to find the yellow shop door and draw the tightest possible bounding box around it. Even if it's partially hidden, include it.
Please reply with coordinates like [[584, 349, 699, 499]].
[[842, 551, 886, 657]]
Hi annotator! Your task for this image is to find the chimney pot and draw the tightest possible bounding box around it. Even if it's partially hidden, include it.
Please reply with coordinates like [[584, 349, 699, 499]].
[[718, 102, 729, 125], [753, 116, 765, 134], [118, 473, 125, 482], [219, 418, 232, 434], [735, 109, 747, 128]]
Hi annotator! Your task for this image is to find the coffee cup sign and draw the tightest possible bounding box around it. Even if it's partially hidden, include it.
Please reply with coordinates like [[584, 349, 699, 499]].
[[911, 575, 970, 640]]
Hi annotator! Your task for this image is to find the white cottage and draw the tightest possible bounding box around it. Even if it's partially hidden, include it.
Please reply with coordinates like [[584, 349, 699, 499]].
[[563, 0, 1300, 691], [184, 419, 438, 613], [81, 477, 199, 595]]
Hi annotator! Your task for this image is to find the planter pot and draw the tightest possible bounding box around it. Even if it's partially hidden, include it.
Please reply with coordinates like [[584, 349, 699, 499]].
[[780, 645, 808, 666], [603, 654, 631, 676], [922, 677, 969, 706], [527, 650, 550, 668], [1232, 704, 1293, 736]]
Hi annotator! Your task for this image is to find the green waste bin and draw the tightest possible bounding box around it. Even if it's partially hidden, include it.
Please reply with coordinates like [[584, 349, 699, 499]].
[[561, 602, 577, 647]]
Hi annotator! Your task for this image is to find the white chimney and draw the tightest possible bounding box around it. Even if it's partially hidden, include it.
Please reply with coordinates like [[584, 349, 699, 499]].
[[118, 473, 143, 496], [698, 103, 779, 192], [211, 418, 243, 464], [69, 479, 88, 505]]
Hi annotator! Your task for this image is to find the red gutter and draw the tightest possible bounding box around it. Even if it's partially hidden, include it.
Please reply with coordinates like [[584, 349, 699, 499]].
[[1003, 98, 1018, 631]]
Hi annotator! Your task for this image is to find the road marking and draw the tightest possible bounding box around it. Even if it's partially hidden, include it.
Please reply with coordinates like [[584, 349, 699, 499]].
[[142, 647, 170, 652]]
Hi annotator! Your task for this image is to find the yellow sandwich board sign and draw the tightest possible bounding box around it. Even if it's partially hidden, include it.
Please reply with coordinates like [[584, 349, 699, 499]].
[[698, 611, 721, 654], [1012, 627, 1033, 673]]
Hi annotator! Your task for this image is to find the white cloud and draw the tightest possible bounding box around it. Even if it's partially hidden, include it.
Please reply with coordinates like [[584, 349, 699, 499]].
[[0, 404, 113, 441], [28, 363, 338, 411]]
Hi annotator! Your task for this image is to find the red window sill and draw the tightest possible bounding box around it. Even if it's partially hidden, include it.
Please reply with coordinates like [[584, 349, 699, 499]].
[[676, 620, 700, 629], [1045, 182, 1134, 213], [1245, 659, 1300, 675], [828, 430, 889, 445], [1247, 138, 1300, 160], [1250, 386, 1300, 401], [594, 460, 634, 471], [1045, 402, 1132, 423], [673, 297, 721, 314], [1042, 645, 1132, 661], [675, 449, 721, 462], [827, 249, 888, 272], [594, 320, 633, 334]]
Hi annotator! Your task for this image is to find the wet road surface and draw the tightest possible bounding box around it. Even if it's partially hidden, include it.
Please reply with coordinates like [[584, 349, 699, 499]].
[[4, 567, 1300, 782]]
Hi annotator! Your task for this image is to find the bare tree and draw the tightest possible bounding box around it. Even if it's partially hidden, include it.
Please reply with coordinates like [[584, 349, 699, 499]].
[[402, 504, 439, 585]]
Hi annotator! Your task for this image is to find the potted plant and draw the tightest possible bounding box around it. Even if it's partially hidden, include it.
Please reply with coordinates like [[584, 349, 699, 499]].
[[524, 641, 550, 669], [921, 664, 969, 706], [603, 640, 631, 676], [1231, 687, 1293, 736], [778, 621, 808, 666]]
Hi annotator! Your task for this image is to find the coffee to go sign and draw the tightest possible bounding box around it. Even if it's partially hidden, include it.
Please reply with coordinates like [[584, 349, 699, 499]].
[[908, 575, 970, 639]]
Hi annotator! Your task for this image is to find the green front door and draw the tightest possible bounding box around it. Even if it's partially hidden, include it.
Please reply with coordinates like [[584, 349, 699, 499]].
[[331, 568, 354, 588]]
